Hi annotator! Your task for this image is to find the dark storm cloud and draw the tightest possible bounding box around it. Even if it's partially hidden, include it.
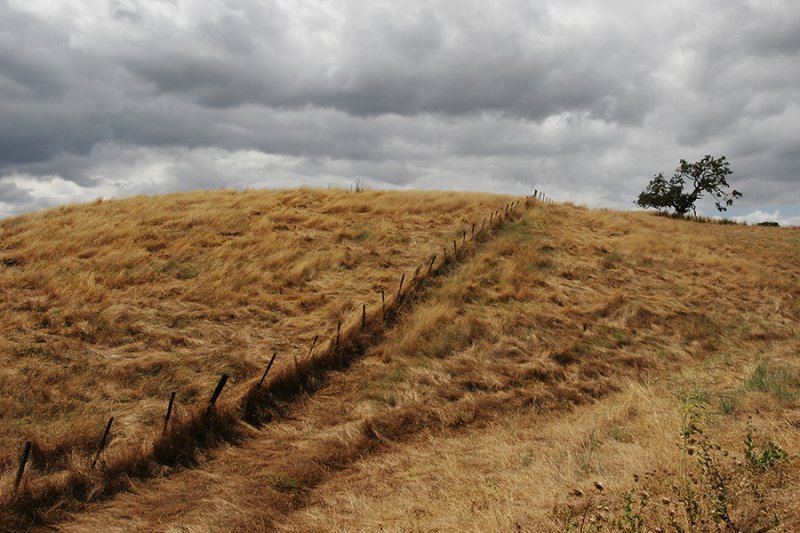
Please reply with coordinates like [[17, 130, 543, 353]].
[[0, 0, 798, 221], [110, 1, 657, 122]]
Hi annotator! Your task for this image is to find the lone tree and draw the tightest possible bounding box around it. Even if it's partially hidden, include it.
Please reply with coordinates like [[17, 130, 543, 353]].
[[636, 155, 742, 216]]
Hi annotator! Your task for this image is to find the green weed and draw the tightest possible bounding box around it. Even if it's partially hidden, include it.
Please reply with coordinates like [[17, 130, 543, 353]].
[[746, 363, 797, 403]]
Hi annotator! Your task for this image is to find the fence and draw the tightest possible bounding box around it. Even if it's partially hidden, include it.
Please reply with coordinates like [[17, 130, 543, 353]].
[[1, 191, 549, 524]]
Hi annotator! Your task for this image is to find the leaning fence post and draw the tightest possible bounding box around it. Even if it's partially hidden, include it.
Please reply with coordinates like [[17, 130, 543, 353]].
[[396, 273, 405, 302], [258, 353, 277, 387], [162, 392, 176, 435], [428, 254, 436, 273], [91, 417, 114, 469], [308, 335, 319, 360], [207, 374, 229, 415], [13, 441, 32, 493]]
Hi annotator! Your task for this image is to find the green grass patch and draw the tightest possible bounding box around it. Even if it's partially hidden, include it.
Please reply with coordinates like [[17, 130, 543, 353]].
[[498, 217, 533, 244], [351, 229, 370, 241], [746, 362, 797, 403], [269, 475, 308, 494]]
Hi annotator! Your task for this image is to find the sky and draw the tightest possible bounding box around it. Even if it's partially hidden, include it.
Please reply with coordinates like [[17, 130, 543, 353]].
[[1, 0, 799, 224]]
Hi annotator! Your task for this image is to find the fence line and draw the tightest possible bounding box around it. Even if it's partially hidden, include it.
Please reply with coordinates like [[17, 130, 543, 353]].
[[2, 192, 545, 519]]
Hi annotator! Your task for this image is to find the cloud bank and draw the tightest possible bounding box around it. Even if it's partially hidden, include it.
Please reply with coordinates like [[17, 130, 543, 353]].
[[1, 0, 798, 220]]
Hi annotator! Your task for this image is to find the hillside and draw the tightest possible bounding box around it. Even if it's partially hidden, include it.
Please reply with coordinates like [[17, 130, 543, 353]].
[[0, 189, 511, 463], [2, 190, 799, 532]]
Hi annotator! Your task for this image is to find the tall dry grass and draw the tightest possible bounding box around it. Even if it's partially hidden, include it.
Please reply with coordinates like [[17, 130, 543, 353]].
[[2, 192, 798, 531], [50, 200, 799, 533], [0, 188, 527, 529], [0, 189, 513, 458]]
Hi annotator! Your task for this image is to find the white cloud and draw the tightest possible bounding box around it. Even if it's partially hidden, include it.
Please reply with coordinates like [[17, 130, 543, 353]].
[[732, 209, 800, 227]]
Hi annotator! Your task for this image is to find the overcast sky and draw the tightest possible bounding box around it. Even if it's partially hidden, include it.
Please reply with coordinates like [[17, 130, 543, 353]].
[[1, 0, 798, 224]]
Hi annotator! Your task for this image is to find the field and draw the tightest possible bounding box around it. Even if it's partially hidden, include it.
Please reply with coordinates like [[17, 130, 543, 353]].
[[1, 189, 799, 532], [0, 189, 511, 462]]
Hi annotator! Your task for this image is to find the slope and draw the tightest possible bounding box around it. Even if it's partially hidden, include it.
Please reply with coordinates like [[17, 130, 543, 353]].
[[0, 189, 512, 490], [53, 201, 800, 532]]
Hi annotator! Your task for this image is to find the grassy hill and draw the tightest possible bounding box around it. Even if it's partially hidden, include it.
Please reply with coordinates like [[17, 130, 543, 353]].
[[1, 190, 798, 532], [0, 189, 510, 463]]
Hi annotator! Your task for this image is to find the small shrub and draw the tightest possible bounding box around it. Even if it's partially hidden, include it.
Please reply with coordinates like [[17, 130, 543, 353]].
[[718, 393, 739, 415], [744, 424, 788, 472], [613, 490, 648, 533]]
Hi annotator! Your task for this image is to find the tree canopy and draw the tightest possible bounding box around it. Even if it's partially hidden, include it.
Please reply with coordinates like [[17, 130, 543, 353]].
[[636, 155, 742, 216]]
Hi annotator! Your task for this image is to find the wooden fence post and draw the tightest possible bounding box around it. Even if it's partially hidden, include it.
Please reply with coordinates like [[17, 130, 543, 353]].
[[162, 392, 176, 435], [428, 254, 436, 273], [308, 335, 319, 360], [381, 290, 385, 318], [471, 223, 475, 239], [361, 304, 366, 331], [91, 417, 114, 469], [207, 374, 229, 415], [258, 353, 277, 387], [13, 441, 31, 493], [453, 240, 457, 257], [396, 273, 405, 302]]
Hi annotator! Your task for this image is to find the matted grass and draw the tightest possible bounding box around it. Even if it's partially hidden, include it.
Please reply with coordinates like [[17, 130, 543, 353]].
[[52, 201, 800, 532], [0, 188, 513, 471]]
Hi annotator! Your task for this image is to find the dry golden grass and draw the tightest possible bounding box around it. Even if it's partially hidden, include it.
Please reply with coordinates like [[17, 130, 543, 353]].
[[42, 200, 799, 533], [2, 192, 798, 532], [0, 189, 512, 474]]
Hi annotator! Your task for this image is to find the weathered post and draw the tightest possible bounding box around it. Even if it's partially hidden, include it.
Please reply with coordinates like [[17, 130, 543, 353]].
[[13, 441, 32, 493], [396, 273, 405, 302], [381, 290, 386, 318], [361, 304, 366, 331], [91, 417, 114, 469], [162, 391, 176, 435], [428, 254, 437, 273], [308, 335, 319, 360], [207, 374, 229, 415], [258, 353, 277, 387]]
